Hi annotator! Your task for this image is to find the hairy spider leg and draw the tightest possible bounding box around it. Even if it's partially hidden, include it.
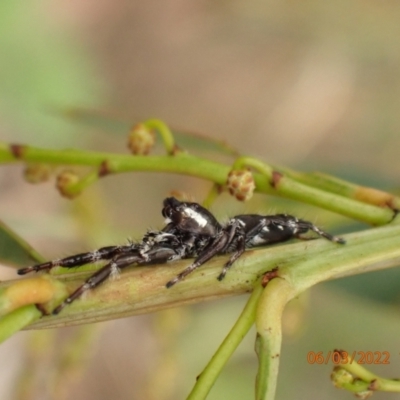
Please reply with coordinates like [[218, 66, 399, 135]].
[[17, 245, 138, 275], [216, 218, 269, 281], [53, 245, 180, 314], [295, 219, 346, 244], [216, 233, 245, 281], [52, 253, 142, 314], [166, 221, 243, 288], [216, 215, 295, 281]]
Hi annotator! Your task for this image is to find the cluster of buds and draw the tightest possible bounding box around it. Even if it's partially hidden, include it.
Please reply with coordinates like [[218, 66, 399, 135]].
[[226, 169, 255, 201], [127, 123, 156, 155], [19, 122, 259, 204], [22, 161, 82, 199]]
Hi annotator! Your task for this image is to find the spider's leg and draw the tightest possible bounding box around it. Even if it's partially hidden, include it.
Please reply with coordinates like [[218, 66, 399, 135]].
[[52, 252, 142, 314], [166, 222, 240, 288], [296, 220, 346, 244], [215, 219, 248, 281], [53, 245, 179, 314], [217, 233, 245, 281], [17, 245, 136, 275], [166, 235, 228, 288], [142, 245, 184, 265]]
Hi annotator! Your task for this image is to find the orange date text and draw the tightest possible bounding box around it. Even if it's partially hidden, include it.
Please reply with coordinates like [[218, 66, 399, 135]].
[[307, 351, 390, 365]]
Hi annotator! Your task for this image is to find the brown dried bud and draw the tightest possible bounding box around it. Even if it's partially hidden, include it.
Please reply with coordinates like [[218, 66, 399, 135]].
[[226, 169, 255, 201], [127, 123, 156, 155], [56, 170, 80, 199], [23, 163, 52, 184]]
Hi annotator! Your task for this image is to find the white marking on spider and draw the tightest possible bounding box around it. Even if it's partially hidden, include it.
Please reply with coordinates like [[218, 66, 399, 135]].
[[79, 285, 91, 301], [155, 232, 174, 242], [168, 253, 183, 262], [232, 218, 245, 227], [139, 250, 150, 261], [250, 235, 268, 245], [109, 262, 121, 280], [183, 207, 208, 227], [90, 250, 102, 261]]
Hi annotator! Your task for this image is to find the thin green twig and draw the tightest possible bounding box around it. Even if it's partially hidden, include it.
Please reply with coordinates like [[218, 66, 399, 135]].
[[143, 118, 177, 154], [332, 361, 400, 394], [187, 280, 264, 400], [0, 305, 42, 343]]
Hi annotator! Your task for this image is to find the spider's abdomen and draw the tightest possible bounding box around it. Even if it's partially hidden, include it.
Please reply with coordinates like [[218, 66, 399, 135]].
[[232, 214, 302, 248]]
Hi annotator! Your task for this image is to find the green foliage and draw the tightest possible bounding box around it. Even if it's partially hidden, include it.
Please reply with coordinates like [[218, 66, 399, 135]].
[[0, 220, 44, 268]]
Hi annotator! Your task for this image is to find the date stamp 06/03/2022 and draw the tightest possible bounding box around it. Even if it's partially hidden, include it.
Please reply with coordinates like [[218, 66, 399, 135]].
[[307, 351, 392, 365]]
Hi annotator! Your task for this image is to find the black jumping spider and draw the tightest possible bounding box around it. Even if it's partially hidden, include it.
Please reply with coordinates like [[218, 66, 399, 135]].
[[17, 197, 345, 314]]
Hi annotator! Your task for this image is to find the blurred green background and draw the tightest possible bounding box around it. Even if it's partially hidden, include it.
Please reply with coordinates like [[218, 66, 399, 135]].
[[1, 1, 400, 399]]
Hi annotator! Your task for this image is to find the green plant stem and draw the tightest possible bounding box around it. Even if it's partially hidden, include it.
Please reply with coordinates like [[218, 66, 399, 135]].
[[143, 119, 177, 154], [186, 281, 264, 400], [1, 143, 229, 183], [0, 305, 42, 342], [255, 278, 294, 400], [266, 173, 391, 225], [280, 169, 400, 210], [0, 275, 68, 317], [202, 183, 222, 208], [64, 169, 100, 197], [332, 363, 400, 394], [286, 227, 400, 294], [0, 143, 394, 225], [0, 222, 397, 332], [231, 156, 395, 224], [232, 156, 273, 175]]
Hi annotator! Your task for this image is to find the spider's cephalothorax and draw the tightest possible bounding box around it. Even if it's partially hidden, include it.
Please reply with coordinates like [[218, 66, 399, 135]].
[[17, 197, 345, 314], [162, 197, 222, 237]]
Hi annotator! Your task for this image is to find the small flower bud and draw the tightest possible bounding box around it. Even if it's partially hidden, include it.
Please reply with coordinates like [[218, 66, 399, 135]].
[[331, 366, 353, 387], [128, 124, 156, 155], [23, 163, 52, 184], [56, 170, 80, 199], [226, 169, 255, 201]]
